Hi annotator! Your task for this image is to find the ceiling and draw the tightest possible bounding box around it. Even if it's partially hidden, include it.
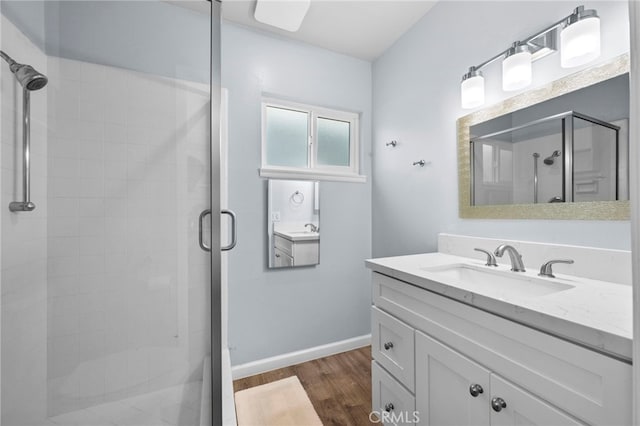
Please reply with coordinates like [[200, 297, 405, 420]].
[[167, 1, 437, 61]]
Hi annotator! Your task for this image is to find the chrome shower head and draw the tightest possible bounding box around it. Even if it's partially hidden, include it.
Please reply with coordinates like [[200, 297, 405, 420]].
[[543, 150, 561, 165], [13, 63, 48, 90], [0, 50, 48, 91]]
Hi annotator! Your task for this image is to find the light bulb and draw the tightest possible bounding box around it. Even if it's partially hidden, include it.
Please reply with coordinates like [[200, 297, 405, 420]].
[[502, 45, 532, 91], [561, 10, 601, 68], [461, 70, 484, 109]]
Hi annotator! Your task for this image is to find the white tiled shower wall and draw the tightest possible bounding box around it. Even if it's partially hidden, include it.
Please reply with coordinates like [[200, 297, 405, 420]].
[[1, 13, 49, 426], [1, 13, 211, 423], [45, 57, 211, 416]]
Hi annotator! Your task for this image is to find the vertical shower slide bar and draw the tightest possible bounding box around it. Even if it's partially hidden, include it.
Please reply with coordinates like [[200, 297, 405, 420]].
[[1, 50, 48, 212], [8, 88, 35, 212], [533, 153, 540, 203]]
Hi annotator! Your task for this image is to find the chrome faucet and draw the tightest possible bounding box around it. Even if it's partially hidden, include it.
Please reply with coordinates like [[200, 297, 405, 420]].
[[304, 223, 318, 232], [494, 244, 526, 272], [539, 259, 574, 278]]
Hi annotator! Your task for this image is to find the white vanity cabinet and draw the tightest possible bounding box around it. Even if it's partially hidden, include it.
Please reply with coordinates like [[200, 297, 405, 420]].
[[273, 234, 319, 266], [370, 272, 632, 426]]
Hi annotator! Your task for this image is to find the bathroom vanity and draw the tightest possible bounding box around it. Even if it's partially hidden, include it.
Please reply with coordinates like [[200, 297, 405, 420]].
[[273, 229, 320, 267], [366, 234, 632, 425]]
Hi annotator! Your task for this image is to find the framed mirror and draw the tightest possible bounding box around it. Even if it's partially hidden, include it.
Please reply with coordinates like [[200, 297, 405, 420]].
[[457, 54, 630, 220], [267, 179, 320, 268]]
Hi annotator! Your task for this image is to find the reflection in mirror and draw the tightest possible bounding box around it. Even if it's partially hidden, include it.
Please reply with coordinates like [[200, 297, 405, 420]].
[[267, 179, 320, 268], [470, 73, 629, 206]]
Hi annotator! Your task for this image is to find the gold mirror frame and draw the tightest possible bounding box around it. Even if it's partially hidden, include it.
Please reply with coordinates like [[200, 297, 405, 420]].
[[457, 54, 630, 220]]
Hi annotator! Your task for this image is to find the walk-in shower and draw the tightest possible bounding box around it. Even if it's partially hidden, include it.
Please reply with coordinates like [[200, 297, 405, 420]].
[[1, 1, 224, 425], [1, 50, 48, 212]]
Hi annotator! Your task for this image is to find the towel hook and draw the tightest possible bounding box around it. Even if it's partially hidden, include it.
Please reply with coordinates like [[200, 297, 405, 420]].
[[386, 140, 397, 147], [413, 160, 426, 167]]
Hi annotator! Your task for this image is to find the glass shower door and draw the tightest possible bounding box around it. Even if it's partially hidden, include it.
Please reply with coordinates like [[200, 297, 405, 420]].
[[0, 1, 220, 425]]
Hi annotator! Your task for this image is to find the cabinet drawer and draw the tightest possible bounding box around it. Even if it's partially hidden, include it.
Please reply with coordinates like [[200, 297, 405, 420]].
[[372, 306, 415, 391], [372, 361, 416, 426], [273, 234, 292, 256], [372, 272, 632, 426]]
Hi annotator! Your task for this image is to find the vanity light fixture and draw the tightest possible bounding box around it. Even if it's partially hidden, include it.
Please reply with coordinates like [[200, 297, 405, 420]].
[[460, 5, 601, 108]]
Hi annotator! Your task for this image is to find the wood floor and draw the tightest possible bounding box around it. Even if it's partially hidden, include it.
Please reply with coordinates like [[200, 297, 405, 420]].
[[233, 346, 376, 426]]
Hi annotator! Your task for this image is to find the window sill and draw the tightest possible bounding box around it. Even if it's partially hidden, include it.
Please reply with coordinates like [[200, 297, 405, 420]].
[[259, 167, 367, 183]]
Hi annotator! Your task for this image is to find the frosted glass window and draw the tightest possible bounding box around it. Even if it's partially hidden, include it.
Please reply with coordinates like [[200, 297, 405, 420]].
[[317, 117, 350, 167], [261, 98, 361, 181], [265, 106, 309, 167]]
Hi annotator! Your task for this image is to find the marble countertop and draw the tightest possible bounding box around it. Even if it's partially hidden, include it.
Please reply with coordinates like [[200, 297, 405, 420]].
[[366, 252, 632, 362]]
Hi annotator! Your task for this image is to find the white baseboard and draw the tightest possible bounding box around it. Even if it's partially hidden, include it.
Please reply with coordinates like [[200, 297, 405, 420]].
[[231, 334, 371, 380]]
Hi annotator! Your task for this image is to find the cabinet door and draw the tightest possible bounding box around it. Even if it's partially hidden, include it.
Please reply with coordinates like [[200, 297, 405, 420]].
[[372, 361, 416, 426], [274, 247, 293, 267], [415, 331, 490, 426], [489, 375, 586, 426]]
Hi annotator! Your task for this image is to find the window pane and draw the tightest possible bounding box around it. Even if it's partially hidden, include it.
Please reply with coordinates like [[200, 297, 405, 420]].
[[266, 106, 309, 167], [317, 117, 350, 167]]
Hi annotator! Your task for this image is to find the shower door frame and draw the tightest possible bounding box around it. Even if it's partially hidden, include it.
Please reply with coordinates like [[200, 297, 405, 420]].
[[209, 1, 223, 425]]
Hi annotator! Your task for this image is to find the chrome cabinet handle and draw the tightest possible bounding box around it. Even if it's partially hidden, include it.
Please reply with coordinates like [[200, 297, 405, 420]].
[[469, 384, 484, 397], [383, 342, 394, 350], [491, 397, 507, 412], [384, 402, 394, 412], [198, 209, 212, 252], [221, 209, 237, 251]]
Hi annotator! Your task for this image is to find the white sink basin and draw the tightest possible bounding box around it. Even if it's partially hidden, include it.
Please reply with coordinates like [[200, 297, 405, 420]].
[[421, 263, 574, 299]]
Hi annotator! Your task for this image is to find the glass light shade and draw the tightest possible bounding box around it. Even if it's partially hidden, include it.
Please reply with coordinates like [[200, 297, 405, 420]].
[[560, 16, 601, 68], [461, 74, 485, 109], [502, 50, 532, 91]]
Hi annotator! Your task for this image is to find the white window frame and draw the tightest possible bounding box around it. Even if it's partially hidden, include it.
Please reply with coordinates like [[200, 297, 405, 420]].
[[259, 97, 366, 183]]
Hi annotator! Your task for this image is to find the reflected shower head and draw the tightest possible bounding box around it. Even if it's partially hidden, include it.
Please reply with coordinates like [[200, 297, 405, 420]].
[[543, 150, 561, 165], [0, 50, 48, 91]]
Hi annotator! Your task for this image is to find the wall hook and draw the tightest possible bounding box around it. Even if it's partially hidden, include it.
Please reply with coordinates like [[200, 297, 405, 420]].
[[386, 140, 397, 147], [413, 160, 426, 167]]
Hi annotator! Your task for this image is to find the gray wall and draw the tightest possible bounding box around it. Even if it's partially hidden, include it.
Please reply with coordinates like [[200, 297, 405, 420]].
[[1, 1, 209, 83], [221, 22, 373, 365], [372, 0, 631, 257]]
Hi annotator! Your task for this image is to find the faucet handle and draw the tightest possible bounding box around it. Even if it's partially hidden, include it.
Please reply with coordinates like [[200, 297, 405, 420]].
[[539, 259, 574, 278], [474, 248, 498, 267]]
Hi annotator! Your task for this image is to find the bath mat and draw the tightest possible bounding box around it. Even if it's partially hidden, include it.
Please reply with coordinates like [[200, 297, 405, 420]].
[[234, 375, 322, 426]]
